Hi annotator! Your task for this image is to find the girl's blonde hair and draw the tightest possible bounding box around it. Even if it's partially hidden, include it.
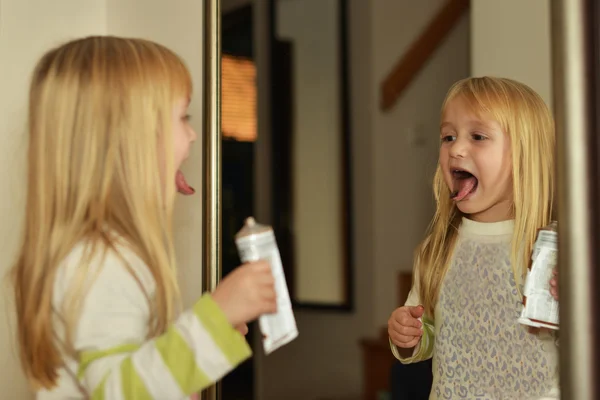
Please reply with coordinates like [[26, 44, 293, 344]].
[[417, 76, 555, 317], [11, 36, 192, 388]]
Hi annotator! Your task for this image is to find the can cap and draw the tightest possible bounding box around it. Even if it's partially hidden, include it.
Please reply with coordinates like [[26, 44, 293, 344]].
[[546, 220, 558, 232], [235, 217, 272, 240]]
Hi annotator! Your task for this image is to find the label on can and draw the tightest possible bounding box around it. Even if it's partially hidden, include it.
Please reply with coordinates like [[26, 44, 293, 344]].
[[518, 221, 559, 330]]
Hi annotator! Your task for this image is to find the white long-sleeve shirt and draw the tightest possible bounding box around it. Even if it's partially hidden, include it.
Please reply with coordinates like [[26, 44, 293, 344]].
[[37, 240, 251, 400], [391, 218, 559, 399]]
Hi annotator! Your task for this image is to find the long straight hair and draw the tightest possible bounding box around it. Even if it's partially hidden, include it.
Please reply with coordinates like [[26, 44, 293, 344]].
[[416, 77, 555, 317], [11, 36, 192, 389]]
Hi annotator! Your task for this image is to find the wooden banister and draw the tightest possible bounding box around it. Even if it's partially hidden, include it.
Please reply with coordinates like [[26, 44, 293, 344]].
[[380, 0, 470, 112]]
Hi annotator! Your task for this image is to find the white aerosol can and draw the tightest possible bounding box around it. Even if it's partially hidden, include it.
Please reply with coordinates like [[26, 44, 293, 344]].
[[235, 217, 299, 354], [518, 221, 559, 330]]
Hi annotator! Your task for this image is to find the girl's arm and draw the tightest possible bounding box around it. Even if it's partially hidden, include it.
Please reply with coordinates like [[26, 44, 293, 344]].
[[61, 248, 251, 399]]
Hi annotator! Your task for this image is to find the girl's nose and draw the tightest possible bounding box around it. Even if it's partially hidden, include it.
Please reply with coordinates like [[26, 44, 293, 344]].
[[449, 137, 469, 158]]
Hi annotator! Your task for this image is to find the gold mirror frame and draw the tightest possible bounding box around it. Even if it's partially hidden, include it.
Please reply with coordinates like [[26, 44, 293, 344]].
[[202, 0, 221, 399]]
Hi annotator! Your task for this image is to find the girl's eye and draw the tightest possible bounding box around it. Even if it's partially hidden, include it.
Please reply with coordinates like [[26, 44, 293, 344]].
[[472, 133, 487, 141], [441, 135, 455, 143]]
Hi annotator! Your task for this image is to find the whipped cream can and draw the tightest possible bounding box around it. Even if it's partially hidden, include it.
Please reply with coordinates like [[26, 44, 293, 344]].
[[518, 221, 559, 330], [235, 217, 299, 353]]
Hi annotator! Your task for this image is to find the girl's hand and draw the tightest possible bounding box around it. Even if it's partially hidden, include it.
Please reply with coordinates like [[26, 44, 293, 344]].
[[549, 267, 558, 301], [529, 267, 559, 335], [388, 305, 424, 349], [211, 261, 277, 328], [235, 323, 249, 336]]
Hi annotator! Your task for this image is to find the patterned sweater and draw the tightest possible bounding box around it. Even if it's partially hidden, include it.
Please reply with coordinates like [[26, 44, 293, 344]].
[[37, 240, 251, 400], [391, 218, 559, 399]]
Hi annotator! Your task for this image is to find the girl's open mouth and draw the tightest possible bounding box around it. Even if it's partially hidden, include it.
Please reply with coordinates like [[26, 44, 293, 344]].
[[450, 169, 478, 201]]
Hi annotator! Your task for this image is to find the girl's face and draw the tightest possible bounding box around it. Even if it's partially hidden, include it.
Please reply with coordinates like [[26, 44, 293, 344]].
[[439, 96, 513, 222], [172, 97, 197, 195]]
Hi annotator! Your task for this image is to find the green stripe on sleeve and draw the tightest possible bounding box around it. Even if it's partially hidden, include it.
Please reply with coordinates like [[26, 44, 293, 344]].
[[119, 357, 153, 399], [90, 374, 107, 400], [78, 343, 141, 379], [89, 357, 153, 400], [419, 316, 435, 359], [192, 294, 252, 365], [154, 325, 212, 393]]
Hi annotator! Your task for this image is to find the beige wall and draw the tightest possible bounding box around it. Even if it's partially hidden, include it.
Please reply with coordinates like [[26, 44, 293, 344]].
[[277, 0, 345, 305], [0, 1, 204, 397], [471, 0, 552, 105]]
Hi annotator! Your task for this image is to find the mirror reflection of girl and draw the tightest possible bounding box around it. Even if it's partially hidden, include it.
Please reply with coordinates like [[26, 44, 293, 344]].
[[12, 36, 276, 399], [387, 77, 559, 399]]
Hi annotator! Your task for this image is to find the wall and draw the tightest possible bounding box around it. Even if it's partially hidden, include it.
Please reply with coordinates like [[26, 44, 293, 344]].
[[471, 0, 552, 106], [255, 0, 470, 399], [277, 0, 345, 304], [0, 1, 204, 398]]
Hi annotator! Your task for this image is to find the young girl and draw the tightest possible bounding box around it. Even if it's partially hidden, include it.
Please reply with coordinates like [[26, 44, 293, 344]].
[[12, 36, 277, 399], [388, 77, 559, 399]]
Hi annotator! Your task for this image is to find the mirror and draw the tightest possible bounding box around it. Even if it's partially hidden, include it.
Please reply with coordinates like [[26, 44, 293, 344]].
[[269, 0, 353, 310]]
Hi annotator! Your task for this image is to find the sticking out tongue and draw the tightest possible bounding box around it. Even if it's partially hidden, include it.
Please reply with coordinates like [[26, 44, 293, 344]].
[[176, 170, 195, 195], [451, 171, 477, 202]]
